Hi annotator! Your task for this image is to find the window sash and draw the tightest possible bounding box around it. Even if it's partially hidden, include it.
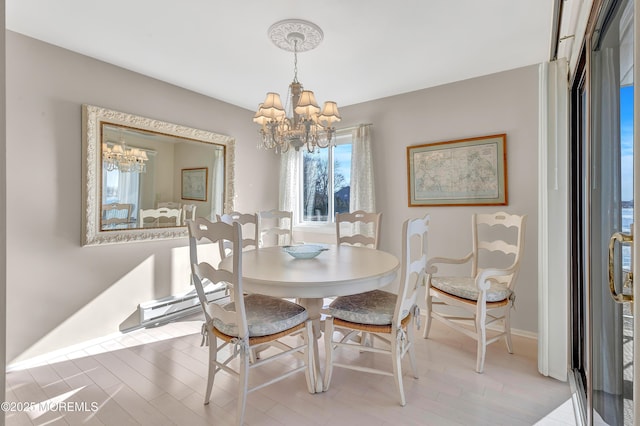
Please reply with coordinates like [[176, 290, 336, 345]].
[[298, 132, 352, 225]]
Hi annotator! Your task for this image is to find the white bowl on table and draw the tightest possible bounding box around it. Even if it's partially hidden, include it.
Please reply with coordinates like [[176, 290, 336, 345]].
[[282, 244, 328, 259]]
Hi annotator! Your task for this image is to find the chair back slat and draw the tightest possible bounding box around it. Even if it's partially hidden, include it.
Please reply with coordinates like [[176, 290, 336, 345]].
[[476, 211, 523, 228], [478, 239, 518, 255], [157, 201, 182, 209]]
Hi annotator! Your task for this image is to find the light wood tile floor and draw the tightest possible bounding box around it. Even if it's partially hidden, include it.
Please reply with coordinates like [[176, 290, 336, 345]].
[[5, 316, 573, 425]]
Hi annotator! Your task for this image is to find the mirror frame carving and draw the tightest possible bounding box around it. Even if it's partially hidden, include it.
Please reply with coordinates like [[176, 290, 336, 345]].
[[82, 104, 235, 245]]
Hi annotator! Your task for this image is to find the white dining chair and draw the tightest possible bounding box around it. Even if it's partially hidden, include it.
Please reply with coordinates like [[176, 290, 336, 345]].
[[187, 218, 315, 426], [422, 212, 527, 373], [102, 203, 133, 227], [335, 210, 382, 248], [257, 209, 293, 247], [327, 210, 383, 317], [323, 213, 429, 406]]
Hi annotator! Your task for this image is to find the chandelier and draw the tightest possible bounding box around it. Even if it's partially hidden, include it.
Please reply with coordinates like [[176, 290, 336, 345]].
[[253, 19, 341, 154], [102, 131, 148, 173]]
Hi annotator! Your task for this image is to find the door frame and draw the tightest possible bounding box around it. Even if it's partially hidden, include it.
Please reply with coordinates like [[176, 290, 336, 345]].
[[633, 0, 640, 424]]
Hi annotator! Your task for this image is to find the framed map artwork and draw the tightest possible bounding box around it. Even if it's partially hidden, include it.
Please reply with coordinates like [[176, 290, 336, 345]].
[[406, 134, 507, 206], [181, 167, 208, 201]]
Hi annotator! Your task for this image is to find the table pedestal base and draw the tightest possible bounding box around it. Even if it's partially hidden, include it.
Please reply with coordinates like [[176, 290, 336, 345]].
[[298, 297, 324, 393]]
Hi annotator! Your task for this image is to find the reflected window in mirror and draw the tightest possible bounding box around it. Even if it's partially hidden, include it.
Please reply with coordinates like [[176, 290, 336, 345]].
[[102, 162, 154, 230]]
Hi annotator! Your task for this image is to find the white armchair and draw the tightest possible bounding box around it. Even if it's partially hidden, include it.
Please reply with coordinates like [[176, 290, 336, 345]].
[[422, 211, 527, 373]]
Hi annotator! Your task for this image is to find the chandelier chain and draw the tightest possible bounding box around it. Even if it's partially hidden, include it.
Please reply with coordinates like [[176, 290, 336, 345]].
[[293, 39, 299, 83]]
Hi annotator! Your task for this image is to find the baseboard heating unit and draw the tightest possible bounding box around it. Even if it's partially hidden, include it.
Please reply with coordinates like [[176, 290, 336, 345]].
[[136, 283, 228, 328]]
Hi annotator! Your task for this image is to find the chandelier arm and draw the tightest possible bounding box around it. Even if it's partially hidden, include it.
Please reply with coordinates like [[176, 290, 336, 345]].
[[316, 138, 329, 149]]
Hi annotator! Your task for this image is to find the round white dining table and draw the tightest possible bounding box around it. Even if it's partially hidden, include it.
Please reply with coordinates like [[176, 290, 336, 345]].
[[219, 244, 400, 392]]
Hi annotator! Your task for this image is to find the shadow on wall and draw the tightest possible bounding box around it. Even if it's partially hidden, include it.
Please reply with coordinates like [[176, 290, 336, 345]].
[[10, 246, 202, 367]]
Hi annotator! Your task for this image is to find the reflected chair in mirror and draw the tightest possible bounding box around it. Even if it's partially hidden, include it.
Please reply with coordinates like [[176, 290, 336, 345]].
[[422, 212, 527, 373], [182, 204, 197, 225], [217, 211, 258, 259], [187, 218, 315, 426], [102, 203, 133, 228], [138, 207, 182, 228], [335, 210, 382, 248], [157, 201, 182, 209], [323, 213, 428, 406], [257, 209, 293, 247]]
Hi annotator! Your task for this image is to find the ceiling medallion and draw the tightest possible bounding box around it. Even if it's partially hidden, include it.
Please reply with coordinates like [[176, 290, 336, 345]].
[[267, 19, 324, 52]]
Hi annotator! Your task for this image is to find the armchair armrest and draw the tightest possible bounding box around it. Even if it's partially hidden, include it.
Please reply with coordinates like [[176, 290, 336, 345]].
[[475, 265, 518, 291], [426, 252, 473, 274]]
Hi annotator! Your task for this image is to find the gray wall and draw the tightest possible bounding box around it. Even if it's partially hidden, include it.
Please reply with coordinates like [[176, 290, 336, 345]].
[[337, 65, 539, 334], [6, 29, 540, 364], [6, 31, 279, 363]]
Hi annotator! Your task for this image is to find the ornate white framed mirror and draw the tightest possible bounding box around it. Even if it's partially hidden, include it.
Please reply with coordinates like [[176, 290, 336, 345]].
[[82, 104, 235, 245]]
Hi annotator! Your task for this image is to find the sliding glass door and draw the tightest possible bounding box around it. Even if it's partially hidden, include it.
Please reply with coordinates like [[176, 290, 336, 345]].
[[570, 0, 637, 424]]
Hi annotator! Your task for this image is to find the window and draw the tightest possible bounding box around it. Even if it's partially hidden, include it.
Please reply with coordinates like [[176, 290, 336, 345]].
[[102, 168, 142, 221], [300, 132, 352, 223]]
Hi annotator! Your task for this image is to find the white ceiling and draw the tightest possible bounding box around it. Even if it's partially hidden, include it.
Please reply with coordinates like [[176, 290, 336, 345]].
[[6, 0, 557, 111]]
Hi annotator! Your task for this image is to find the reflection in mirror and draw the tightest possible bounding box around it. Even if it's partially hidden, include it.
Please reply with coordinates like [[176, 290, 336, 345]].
[[82, 105, 235, 245], [100, 124, 225, 231]]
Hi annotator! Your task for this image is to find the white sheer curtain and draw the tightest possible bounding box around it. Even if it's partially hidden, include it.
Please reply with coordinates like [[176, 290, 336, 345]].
[[210, 148, 224, 219], [279, 148, 299, 221], [350, 124, 376, 213], [103, 168, 140, 213]]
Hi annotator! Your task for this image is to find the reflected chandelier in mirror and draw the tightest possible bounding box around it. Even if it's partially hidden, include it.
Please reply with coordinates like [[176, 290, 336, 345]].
[[82, 104, 235, 246]]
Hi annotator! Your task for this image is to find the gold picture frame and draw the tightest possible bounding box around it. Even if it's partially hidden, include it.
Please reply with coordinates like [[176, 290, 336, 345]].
[[407, 134, 507, 207], [181, 167, 208, 201]]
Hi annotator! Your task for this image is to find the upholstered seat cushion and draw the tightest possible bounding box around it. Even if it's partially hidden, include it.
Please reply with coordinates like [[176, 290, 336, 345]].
[[431, 276, 511, 302], [213, 294, 308, 337], [327, 289, 408, 325]]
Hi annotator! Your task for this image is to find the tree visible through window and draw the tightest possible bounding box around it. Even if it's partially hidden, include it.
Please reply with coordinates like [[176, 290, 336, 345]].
[[301, 135, 352, 223]]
